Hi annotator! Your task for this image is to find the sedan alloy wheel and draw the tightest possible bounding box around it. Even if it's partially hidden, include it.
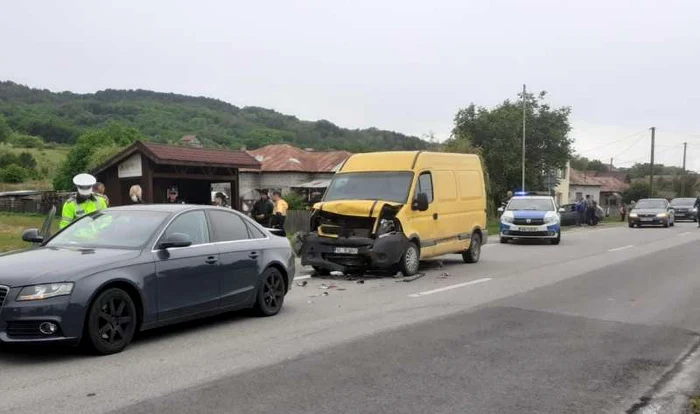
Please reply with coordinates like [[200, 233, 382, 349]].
[[255, 268, 286, 316], [86, 288, 137, 355]]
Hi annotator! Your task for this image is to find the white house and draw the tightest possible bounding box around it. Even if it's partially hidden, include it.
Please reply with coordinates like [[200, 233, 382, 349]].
[[568, 168, 602, 203]]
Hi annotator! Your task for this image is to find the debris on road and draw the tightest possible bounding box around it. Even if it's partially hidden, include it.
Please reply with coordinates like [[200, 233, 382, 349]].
[[319, 283, 339, 290], [322, 291, 329, 296], [395, 272, 426, 282], [439, 272, 450, 279], [394, 271, 404, 278], [295, 280, 308, 287], [357, 280, 365, 284]]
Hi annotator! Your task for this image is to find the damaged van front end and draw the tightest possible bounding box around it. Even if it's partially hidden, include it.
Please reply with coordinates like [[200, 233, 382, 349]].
[[300, 200, 409, 274]]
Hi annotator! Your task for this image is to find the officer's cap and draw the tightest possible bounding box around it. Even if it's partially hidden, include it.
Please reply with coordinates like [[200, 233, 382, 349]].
[[73, 173, 97, 196]]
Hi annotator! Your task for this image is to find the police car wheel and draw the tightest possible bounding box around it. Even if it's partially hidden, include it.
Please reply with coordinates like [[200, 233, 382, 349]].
[[399, 243, 420, 276], [85, 288, 137, 355], [500, 237, 509, 244]]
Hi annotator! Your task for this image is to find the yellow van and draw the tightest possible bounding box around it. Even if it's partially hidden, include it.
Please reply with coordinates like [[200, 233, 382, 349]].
[[300, 151, 487, 276]]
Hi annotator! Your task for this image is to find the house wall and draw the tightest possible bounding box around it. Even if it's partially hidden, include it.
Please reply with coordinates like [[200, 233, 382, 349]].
[[553, 161, 570, 205], [239, 171, 336, 200], [568, 185, 601, 203]]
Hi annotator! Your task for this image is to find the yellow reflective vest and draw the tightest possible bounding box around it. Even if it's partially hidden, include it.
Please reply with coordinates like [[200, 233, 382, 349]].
[[60, 195, 108, 229]]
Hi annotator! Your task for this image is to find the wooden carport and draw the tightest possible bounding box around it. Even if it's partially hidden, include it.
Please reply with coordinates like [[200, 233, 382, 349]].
[[92, 141, 261, 210]]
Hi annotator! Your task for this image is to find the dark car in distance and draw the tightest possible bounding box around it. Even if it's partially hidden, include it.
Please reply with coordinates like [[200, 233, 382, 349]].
[[0, 205, 295, 355], [670, 198, 698, 222], [628, 198, 675, 228]]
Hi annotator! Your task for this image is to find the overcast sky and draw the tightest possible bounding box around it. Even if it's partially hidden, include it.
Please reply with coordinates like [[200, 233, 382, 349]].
[[1, 0, 699, 169]]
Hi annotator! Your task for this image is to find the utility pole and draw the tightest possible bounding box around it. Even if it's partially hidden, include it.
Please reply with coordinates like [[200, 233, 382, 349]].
[[681, 142, 687, 197], [610, 158, 614, 171], [649, 127, 656, 197], [522, 84, 526, 192]]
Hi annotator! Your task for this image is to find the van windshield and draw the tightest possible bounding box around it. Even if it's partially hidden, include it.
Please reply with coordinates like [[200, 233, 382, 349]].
[[324, 172, 414, 204]]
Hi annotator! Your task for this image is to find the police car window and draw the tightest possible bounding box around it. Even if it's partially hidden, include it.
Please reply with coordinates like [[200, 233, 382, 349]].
[[417, 172, 434, 203], [506, 198, 555, 211], [163, 211, 210, 245], [208, 210, 250, 242]]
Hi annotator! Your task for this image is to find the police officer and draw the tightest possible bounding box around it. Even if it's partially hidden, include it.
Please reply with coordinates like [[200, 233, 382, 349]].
[[60, 173, 108, 229]]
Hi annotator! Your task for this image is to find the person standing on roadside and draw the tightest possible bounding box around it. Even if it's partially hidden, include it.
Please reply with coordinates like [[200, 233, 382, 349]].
[[576, 197, 586, 227], [619, 203, 627, 221], [129, 185, 143, 204], [695, 196, 700, 228], [270, 190, 288, 236], [251, 189, 274, 227], [60, 173, 108, 229], [93, 182, 109, 207]]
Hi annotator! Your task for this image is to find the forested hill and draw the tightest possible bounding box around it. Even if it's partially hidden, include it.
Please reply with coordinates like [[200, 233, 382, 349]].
[[0, 81, 428, 152]]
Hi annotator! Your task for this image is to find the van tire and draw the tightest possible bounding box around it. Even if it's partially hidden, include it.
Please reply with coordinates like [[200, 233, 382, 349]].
[[462, 233, 481, 263], [398, 242, 420, 276]]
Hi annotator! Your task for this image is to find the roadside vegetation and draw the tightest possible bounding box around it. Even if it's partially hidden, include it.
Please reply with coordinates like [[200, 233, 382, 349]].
[[0, 213, 53, 252]]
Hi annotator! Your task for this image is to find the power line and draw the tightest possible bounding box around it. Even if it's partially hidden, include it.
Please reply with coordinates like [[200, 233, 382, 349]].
[[575, 130, 647, 155], [610, 133, 648, 159]]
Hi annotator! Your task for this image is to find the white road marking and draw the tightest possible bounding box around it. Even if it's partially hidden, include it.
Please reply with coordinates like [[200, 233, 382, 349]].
[[608, 245, 634, 252], [678, 232, 692, 236], [294, 275, 312, 281], [408, 278, 492, 298]]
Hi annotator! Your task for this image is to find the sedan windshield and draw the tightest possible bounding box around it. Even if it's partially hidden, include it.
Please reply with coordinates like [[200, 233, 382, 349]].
[[635, 200, 667, 209], [506, 198, 554, 211], [324, 172, 413, 204], [48, 210, 169, 249], [670, 198, 696, 207]]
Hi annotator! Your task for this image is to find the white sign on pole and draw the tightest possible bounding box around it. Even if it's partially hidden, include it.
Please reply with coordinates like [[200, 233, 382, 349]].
[[118, 153, 143, 178]]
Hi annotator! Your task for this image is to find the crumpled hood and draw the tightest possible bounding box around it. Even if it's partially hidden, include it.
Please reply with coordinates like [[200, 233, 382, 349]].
[[314, 200, 403, 218], [0, 246, 141, 287]]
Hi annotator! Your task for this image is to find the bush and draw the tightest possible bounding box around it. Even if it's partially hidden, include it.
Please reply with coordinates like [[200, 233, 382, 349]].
[[283, 191, 308, 210], [9, 133, 44, 149], [0, 164, 29, 183]]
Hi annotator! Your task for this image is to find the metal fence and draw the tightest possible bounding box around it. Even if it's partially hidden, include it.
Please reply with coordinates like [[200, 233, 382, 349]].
[[285, 210, 312, 235]]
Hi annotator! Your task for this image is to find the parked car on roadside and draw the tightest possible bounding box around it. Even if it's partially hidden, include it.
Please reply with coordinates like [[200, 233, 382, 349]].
[[669, 198, 698, 222], [499, 196, 561, 245], [558, 204, 578, 226], [628, 198, 675, 228], [0, 204, 295, 355]]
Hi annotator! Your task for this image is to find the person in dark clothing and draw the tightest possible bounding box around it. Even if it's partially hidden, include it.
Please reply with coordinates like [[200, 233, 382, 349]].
[[251, 190, 274, 227], [619, 203, 627, 221], [695, 196, 700, 227], [213, 192, 230, 208], [575, 198, 586, 226]]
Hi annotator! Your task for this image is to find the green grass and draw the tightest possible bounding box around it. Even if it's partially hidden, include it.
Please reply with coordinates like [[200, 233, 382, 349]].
[[0, 213, 56, 252], [690, 396, 700, 414], [0, 144, 70, 191]]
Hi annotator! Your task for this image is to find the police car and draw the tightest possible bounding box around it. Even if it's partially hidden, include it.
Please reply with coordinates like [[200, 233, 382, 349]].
[[499, 194, 561, 245]]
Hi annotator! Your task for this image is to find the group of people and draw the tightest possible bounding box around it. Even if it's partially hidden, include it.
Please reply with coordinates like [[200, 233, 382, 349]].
[[575, 195, 602, 226], [250, 189, 289, 234]]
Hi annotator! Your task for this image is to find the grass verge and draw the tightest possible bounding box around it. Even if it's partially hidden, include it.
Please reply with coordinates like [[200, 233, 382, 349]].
[[0, 213, 55, 253]]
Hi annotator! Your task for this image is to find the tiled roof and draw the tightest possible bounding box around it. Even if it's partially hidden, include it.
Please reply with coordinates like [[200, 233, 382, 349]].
[[569, 168, 603, 186], [569, 168, 630, 192], [243, 144, 351, 173], [142, 142, 260, 168]]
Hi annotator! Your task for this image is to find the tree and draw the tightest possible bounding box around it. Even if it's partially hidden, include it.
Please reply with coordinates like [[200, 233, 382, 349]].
[[0, 114, 11, 143], [53, 122, 146, 190], [570, 156, 609, 173], [17, 152, 38, 171], [9, 133, 44, 148], [0, 164, 28, 183], [623, 182, 650, 203], [448, 90, 573, 211]]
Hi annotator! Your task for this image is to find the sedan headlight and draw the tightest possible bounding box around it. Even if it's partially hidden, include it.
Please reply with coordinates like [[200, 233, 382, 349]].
[[543, 212, 559, 224], [693, 208, 698, 213], [629, 213, 638, 218], [17, 283, 74, 301], [656, 213, 668, 218], [500, 211, 514, 223]]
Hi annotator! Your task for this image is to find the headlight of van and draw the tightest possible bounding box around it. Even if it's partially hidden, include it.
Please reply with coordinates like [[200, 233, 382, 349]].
[[376, 218, 397, 237], [500, 211, 514, 223]]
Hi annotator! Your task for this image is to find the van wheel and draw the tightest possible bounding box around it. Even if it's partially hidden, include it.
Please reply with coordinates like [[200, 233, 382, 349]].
[[399, 242, 420, 276], [462, 233, 481, 263]]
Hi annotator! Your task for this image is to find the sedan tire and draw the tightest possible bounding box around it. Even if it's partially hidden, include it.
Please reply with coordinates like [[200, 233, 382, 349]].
[[255, 268, 286, 317], [85, 288, 137, 355]]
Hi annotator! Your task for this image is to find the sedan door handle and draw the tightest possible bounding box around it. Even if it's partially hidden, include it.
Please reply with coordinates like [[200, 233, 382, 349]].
[[249, 252, 259, 259], [205, 256, 218, 265]]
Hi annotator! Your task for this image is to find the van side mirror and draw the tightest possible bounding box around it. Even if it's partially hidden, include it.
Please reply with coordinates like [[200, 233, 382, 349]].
[[158, 233, 192, 249], [558, 207, 566, 213], [22, 228, 43, 243], [412, 193, 429, 211], [497, 206, 505, 214]]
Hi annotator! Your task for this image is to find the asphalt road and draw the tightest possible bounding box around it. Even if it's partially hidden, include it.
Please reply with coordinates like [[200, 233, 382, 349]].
[[3, 222, 700, 414]]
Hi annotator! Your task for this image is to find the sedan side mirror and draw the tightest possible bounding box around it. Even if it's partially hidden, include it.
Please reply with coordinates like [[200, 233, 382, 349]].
[[158, 233, 192, 249], [558, 207, 566, 213], [412, 193, 430, 212], [22, 228, 43, 243]]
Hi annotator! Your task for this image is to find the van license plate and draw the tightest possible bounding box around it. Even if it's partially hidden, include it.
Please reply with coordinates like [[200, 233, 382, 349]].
[[518, 227, 538, 232], [334, 247, 358, 254]]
